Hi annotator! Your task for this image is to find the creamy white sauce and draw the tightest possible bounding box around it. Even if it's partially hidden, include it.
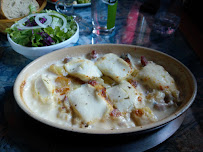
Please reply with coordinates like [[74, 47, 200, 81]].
[[22, 53, 179, 130]]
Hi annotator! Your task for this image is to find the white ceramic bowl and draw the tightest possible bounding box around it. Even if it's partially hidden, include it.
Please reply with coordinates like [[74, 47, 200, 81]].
[[7, 22, 79, 60], [13, 44, 197, 135]]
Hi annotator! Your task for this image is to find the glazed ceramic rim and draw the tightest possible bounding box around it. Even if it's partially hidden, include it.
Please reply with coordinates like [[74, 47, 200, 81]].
[[13, 44, 197, 135]]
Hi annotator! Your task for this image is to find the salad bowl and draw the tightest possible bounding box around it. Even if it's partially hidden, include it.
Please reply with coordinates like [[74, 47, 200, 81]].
[[7, 24, 79, 60], [7, 11, 79, 60]]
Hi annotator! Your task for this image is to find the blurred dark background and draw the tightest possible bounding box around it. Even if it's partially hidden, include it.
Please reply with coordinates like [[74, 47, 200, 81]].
[[140, 0, 202, 62]]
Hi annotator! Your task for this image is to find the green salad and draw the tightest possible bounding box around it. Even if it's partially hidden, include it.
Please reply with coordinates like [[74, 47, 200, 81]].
[[6, 10, 77, 47]]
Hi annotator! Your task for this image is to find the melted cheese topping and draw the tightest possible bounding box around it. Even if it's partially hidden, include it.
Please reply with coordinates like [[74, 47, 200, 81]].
[[107, 81, 145, 113], [95, 53, 133, 82], [68, 84, 112, 123], [22, 53, 180, 130], [64, 58, 102, 82]]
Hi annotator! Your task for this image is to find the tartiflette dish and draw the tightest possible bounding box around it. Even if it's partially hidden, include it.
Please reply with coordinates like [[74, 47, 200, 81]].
[[21, 51, 181, 130]]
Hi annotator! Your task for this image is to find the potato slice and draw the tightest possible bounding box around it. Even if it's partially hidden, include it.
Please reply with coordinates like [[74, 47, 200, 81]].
[[55, 76, 71, 95], [49, 64, 67, 76], [34, 74, 55, 104]]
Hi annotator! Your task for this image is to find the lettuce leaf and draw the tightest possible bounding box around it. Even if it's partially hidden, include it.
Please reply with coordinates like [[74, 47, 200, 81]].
[[6, 10, 77, 47]]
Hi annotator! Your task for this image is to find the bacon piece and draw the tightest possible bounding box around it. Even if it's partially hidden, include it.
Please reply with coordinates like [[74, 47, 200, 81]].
[[90, 50, 98, 59], [159, 85, 164, 90], [97, 86, 113, 107], [124, 58, 131, 64], [120, 53, 131, 65], [88, 80, 98, 86], [110, 109, 121, 117], [141, 56, 148, 66], [128, 79, 138, 88], [101, 87, 107, 98], [138, 96, 142, 102], [55, 88, 70, 95], [134, 109, 144, 117], [63, 57, 71, 63]]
